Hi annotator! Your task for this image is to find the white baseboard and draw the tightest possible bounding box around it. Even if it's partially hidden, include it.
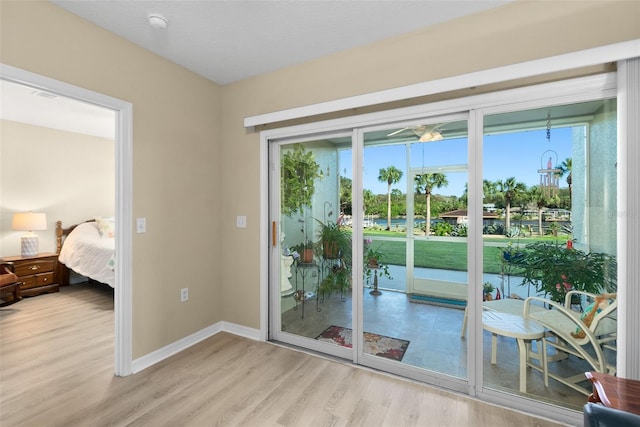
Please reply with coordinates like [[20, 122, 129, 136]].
[[131, 321, 262, 374], [220, 321, 262, 341]]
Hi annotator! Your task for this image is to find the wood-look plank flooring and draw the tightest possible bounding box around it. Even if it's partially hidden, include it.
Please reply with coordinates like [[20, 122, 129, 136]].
[[1, 285, 567, 426]]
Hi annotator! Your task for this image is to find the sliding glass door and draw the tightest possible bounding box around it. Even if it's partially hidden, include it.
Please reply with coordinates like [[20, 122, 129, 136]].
[[481, 99, 617, 410], [359, 117, 469, 380], [271, 134, 354, 359], [267, 73, 619, 419]]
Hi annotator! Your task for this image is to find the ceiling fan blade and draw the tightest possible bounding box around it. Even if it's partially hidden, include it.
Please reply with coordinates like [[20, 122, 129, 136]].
[[387, 123, 444, 139], [386, 127, 409, 137]]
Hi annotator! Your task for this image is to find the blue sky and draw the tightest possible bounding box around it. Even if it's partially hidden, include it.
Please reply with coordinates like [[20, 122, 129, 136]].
[[340, 127, 573, 197]]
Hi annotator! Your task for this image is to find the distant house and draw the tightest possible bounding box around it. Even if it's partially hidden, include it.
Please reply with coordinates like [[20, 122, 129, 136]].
[[439, 209, 499, 226]]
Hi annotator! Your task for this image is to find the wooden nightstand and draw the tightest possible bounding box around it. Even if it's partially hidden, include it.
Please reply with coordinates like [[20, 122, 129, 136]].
[[0, 253, 59, 297]]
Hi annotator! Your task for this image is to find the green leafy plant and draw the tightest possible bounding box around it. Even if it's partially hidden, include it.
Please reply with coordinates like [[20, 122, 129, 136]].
[[291, 240, 315, 263], [506, 240, 613, 303], [432, 221, 453, 236], [315, 218, 350, 260], [319, 265, 351, 296], [483, 282, 495, 294], [281, 144, 321, 216], [483, 282, 495, 300], [364, 244, 392, 283]]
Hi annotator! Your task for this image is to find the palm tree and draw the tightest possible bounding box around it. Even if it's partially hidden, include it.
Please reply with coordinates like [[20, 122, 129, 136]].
[[483, 179, 498, 202], [340, 176, 352, 215], [415, 173, 448, 235], [555, 157, 572, 202], [497, 177, 527, 231], [529, 186, 549, 236], [378, 166, 403, 230], [363, 189, 376, 216]]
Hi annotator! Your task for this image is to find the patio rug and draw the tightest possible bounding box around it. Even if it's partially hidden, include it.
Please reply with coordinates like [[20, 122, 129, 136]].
[[315, 325, 410, 362]]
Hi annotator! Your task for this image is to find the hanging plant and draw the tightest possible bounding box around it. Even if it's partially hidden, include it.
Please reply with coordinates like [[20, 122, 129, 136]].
[[315, 218, 350, 260], [281, 144, 321, 216]]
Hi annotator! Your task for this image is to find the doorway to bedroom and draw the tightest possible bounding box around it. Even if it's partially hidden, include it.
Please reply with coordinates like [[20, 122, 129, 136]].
[[0, 66, 133, 376]]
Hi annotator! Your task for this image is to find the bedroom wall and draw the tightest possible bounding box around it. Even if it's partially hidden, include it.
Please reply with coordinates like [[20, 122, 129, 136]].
[[0, 120, 114, 257], [0, 2, 223, 358], [218, 0, 640, 327]]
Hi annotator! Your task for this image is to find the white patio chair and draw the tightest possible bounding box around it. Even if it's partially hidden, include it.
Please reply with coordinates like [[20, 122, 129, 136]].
[[523, 290, 617, 395]]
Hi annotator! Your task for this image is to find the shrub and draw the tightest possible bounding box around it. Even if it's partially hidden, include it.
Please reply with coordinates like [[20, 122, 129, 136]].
[[505, 226, 520, 238], [432, 222, 453, 236], [451, 224, 468, 237]]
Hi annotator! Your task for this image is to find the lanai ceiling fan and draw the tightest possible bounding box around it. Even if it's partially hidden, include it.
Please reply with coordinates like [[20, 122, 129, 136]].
[[387, 123, 444, 142]]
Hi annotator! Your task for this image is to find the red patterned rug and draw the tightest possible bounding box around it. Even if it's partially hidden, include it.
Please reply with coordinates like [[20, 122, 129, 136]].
[[315, 325, 410, 362]]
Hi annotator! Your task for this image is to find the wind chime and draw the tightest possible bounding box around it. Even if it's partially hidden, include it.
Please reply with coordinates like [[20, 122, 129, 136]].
[[538, 113, 562, 198]]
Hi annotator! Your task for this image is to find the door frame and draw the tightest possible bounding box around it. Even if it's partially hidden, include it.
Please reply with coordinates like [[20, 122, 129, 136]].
[[266, 133, 356, 361], [1, 63, 134, 376]]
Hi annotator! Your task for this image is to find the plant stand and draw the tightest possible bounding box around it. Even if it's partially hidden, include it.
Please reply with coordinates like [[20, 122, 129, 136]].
[[368, 265, 382, 296], [293, 261, 320, 318]]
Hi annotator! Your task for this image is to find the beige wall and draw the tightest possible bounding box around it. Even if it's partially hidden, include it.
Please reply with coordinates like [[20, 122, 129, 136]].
[[1, 0, 638, 358], [219, 0, 639, 326], [1, 1, 223, 358], [0, 120, 115, 257]]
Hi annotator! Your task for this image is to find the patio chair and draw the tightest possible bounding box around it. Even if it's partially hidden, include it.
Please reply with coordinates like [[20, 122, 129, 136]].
[[523, 290, 617, 395]]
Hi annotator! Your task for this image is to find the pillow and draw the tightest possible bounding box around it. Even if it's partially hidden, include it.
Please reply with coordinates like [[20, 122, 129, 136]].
[[571, 293, 616, 338], [95, 216, 116, 238]]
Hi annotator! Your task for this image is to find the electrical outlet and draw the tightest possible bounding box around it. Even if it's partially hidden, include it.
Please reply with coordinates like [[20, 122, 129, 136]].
[[180, 288, 188, 302]]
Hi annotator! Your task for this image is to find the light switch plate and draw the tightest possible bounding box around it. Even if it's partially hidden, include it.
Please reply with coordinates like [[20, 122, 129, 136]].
[[236, 215, 247, 228], [136, 217, 146, 233]]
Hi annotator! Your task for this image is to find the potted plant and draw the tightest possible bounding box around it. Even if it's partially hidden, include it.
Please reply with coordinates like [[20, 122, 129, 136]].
[[315, 218, 350, 260], [302, 241, 314, 263], [291, 241, 315, 264], [364, 244, 392, 296], [483, 282, 495, 301], [281, 144, 321, 216], [506, 240, 613, 303], [318, 264, 351, 297], [316, 219, 353, 297]]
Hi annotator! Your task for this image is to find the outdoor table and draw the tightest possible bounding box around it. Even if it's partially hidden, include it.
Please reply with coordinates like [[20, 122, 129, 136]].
[[482, 310, 547, 393], [461, 298, 545, 338]]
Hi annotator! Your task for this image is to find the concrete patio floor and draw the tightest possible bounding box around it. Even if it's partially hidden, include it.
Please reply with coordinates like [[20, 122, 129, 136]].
[[281, 288, 613, 412]]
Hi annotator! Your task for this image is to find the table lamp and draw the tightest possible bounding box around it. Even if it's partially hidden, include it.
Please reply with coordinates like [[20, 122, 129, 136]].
[[11, 212, 48, 257]]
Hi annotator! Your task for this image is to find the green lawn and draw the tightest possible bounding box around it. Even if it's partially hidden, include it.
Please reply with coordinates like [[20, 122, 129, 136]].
[[368, 239, 504, 274], [362, 230, 569, 274]]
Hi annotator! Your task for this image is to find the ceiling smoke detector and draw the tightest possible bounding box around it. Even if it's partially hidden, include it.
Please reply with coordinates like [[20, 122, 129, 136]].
[[148, 14, 168, 30]]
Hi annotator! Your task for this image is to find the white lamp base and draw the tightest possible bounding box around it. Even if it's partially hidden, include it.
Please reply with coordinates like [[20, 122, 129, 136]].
[[21, 235, 39, 257]]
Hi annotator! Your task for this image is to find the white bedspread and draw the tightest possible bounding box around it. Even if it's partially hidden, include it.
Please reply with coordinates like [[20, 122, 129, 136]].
[[58, 222, 115, 288]]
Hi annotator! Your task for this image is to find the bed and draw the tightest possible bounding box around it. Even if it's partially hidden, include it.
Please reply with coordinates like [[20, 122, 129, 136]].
[[56, 218, 115, 288]]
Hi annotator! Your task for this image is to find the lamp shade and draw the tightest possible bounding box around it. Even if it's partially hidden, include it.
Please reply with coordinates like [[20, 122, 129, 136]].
[[12, 213, 47, 257], [12, 212, 47, 231]]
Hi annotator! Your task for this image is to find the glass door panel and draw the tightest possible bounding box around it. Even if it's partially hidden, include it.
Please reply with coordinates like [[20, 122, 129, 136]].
[[273, 136, 354, 356], [361, 119, 469, 378], [482, 100, 617, 410]]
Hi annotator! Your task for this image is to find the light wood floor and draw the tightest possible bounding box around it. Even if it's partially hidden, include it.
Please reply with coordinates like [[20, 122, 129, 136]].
[[1, 285, 567, 427]]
